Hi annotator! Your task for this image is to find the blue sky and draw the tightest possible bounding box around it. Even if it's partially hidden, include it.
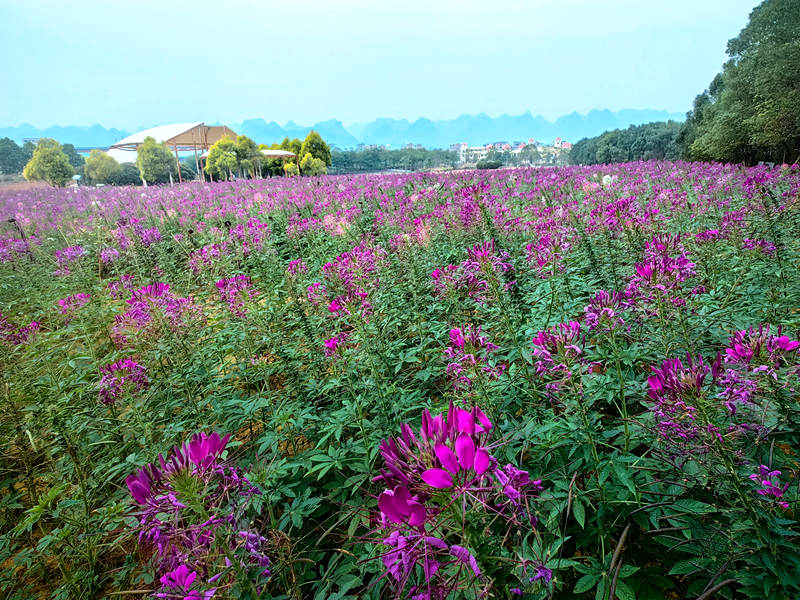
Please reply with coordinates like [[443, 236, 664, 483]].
[[0, 0, 760, 129]]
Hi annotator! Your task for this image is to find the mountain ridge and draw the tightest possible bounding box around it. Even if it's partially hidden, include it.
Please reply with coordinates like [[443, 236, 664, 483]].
[[0, 109, 685, 150]]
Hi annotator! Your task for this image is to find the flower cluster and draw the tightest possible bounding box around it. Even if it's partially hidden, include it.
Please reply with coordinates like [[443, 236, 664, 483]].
[[136, 226, 162, 247], [323, 332, 348, 357], [100, 246, 120, 264], [286, 259, 307, 277], [749, 465, 791, 509], [0, 311, 40, 346], [98, 358, 148, 404], [525, 230, 572, 277], [583, 290, 624, 332], [626, 234, 696, 308], [57, 293, 91, 316], [444, 325, 505, 391], [0, 237, 29, 263], [54, 245, 86, 275], [717, 325, 800, 413], [322, 241, 386, 297], [742, 238, 777, 255], [125, 433, 270, 599], [216, 275, 257, 318], [647, 354, 721, 445], [371, 404, 546, 598], [531, 321, 584, 396], [432, 240, 515, 304], [111, 282, 201, 347]]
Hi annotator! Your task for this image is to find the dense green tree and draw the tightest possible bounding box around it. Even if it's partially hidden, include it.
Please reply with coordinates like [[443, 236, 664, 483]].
[[329, 147, 458, 174], [0, 137, 26, 174], [300, 152, 327, 176], [678, 0, 800, 164], [22, 138, 74, 187], [234, 135, 263, 178], [61, 144, 85, 170], [205, 137, 238, 180], [279, 137, 303, 160], [569, 121, 683, 165], [300, 131, 331, 166], [283, 161, 299, 176], [84, 150, 120, 184], [136, 136, 177, 185], [109, 163, 142, 186]]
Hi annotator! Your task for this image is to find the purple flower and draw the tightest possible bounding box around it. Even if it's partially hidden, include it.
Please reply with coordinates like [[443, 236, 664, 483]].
[[98, 358, 148, 404], [57, 293, 91, 316]]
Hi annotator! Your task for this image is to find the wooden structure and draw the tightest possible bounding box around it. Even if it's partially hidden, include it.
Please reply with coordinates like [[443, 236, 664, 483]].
[[109, 122, 239, 183]]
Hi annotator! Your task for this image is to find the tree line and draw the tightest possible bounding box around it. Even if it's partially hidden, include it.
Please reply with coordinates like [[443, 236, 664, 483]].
[[571, 0, 798, 166], [2, 129, 333, 187]]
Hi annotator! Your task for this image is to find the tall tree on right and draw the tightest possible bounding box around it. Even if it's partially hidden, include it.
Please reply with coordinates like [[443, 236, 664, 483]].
[[678, 0, 800, 164]]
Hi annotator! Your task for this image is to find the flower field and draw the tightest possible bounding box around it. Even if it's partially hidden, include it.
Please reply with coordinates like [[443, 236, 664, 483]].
[[1, 162, 799, 599]]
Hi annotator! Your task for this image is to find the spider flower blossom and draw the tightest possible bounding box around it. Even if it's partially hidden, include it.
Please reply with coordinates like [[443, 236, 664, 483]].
[[647, 354, 722, 443], [0, 311, 40, 346], [749, 465, 791, 509], [57, 293, 91, 316], [216, 275, 257, 318], [530, 321, 584, 387], [583, 290, 624, 332], [111, 282, 201, 347], [54, 245, 86, 275], [432, 240, 515, 304], [100, 246, 120, 264], [372, 404, 544, 597], [125, 433, 270, 596], [98, 358, 148, 404], [323, 332, 348, 357], [444, 325, 505, 390]]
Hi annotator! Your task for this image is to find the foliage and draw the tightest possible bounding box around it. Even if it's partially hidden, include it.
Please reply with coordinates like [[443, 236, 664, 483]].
[[61, 144, 85, 170], [0, 138, 27, 174], [300, 152, 327, 176], [136, 136, 177, 185], [569, 121, 683, 165], [235, 135, 263, 178], [283, 161, 299, 176], [206, 137, 238, 181], [1, 162, 800, 600], [677, 0, 800, 164], [108, 163, 143, 186], [84, 150, 121, 184], [330, 147, 458, 174], [300, 131, 332, 167], [476, 159, 502, 170], [22, 138, 74, 187]]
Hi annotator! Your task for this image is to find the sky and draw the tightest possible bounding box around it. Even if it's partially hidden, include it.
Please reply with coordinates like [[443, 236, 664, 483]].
[[0, 0, 761, 130]]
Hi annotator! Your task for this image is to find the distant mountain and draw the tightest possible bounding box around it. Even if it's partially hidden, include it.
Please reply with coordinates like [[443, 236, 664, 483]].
[[0, 123, 130, 147], [1, 109, 685, 150]]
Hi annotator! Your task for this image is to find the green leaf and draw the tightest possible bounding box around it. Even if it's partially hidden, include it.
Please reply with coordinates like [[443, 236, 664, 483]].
[[574, 573, 600, 594], [614, 580, 635, 600], [573, 500, 586, 529]]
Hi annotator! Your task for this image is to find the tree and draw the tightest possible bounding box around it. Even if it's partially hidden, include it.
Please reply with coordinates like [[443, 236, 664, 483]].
[[205, 137, 238, 181], [0, 138, 26, 174], [84, 150, 120, 184], [299, 152, 327, 176], [283, 161, 299, 177], [22, 138, 74, 187], [62, 144, 85, 169], [234, 135, 262, 178], [300, 131, 331, 166], [569, 121, 683, 165], [109, 163, 142, 186], [678, 0, 800, 164], [136, 136, 176, 185]]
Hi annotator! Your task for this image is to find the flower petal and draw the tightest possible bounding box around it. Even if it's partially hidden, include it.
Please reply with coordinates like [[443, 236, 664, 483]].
[[455, 432, 475, 471], [435, 443, 460, 474], [473, 448, 490, 475], [407, 501, 426, 526], [421, 468, 453, 488]]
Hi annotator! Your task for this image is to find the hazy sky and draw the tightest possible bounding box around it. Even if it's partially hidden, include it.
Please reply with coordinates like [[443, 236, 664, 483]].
[[1, 0, 761, 130]]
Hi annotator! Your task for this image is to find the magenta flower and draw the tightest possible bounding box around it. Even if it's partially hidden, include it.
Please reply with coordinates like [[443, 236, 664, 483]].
[[57, 293, 91, 316], [98, 358, 148, 404]]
